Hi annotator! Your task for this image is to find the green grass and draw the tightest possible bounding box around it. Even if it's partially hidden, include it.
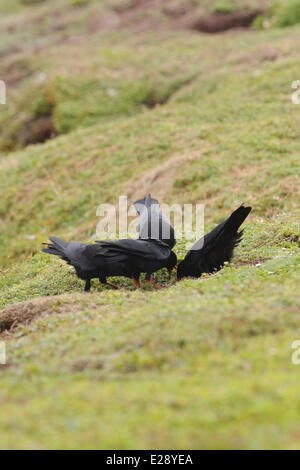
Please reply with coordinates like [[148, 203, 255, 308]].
[[0, 0, 300, 450], [277, 0, 300, 27], [1, 251, 299, 449], [1, 30, 300, 267], [253, 0, 300, 30], [0, 0, 274, 151]]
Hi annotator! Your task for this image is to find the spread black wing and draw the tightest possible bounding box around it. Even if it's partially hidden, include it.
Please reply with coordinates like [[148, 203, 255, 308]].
[[95, 238, 171, 262], [178, 205, 252, 277]]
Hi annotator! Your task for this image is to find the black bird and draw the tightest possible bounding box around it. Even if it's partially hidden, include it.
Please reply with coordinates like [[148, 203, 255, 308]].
[[134, 193, 176, 279], [96, 238, 177, 289], [134, 193, 176, 249], [43, 236, 177, 291], [177, 205, 252, 280]]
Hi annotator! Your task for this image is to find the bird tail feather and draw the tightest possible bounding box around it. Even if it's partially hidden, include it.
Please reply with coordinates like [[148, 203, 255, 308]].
[[214, 206, 251, 263], [226, 205, 252, 233], [42, 236, 68, 258]]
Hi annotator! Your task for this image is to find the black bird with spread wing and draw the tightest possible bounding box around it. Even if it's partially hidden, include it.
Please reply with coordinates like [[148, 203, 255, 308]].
[[134, 193, 176, 249], [177, 205, 252, 280], [95, 238, 176, 289], [134, 193, 176, 279], [43, 236, 177, 291]]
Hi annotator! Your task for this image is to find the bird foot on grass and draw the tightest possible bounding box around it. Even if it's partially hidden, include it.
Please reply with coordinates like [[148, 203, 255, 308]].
[[146, 275, 159, 289], [147, 280, 159, 289], [132, 278, 142, 290]]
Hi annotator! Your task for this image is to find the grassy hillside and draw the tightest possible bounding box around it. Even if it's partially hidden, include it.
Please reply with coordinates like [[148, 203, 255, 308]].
[[0, 0, 299, 450]]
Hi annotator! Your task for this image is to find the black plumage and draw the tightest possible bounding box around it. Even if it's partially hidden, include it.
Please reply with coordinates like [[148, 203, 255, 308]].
[[95, 238, 177, 289], [134, 193, 177, 280], [177, 205, 252, 280], [134, 193, 176, 249], [43, 236, 177, 291]]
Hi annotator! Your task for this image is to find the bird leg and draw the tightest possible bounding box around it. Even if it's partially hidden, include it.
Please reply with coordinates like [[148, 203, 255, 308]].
[[132, 277, 142, 290], [84, 279, 91, 292], [146, 274, 159, 289]]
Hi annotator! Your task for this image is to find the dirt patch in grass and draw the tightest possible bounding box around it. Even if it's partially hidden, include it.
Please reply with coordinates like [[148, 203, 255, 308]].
[[187, 9, 264, 33], [0, 294, 96, 336], [234, 257, 271, 266], [17, 115, 57, 147], [89, 1, 265, 34]]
